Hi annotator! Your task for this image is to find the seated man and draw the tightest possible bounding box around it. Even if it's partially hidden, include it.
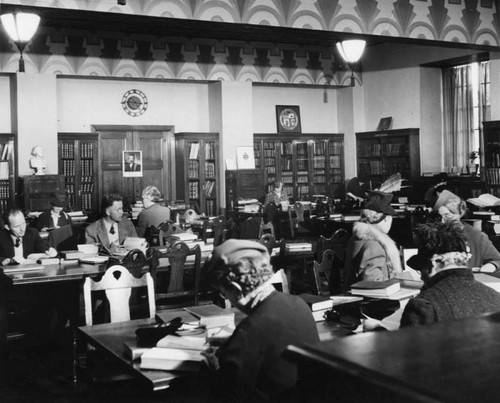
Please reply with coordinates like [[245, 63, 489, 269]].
[[85, 194, 137, 253], [401, 221, 500, 327], [201, 239, 319, 401], [0, 207, 57, 264]]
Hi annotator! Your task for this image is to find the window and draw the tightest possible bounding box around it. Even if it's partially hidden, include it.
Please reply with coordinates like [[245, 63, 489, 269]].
[[443, 60, 490, 173]]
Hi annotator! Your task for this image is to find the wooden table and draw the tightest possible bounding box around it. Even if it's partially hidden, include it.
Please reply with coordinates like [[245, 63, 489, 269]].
[[287, 311, 500, 402]]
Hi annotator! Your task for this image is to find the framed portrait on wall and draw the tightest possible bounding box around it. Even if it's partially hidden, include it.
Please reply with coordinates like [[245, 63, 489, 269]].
[[276, 105, 301, 134], [123, 150, 143, 177]]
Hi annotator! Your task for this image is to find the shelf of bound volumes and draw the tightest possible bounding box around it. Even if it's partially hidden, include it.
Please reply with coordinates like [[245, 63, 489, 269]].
[[0, 135, 15, 216], [175, 133, 220, 216], [254, 134, 345, 200], [58, 133, 98, 212]]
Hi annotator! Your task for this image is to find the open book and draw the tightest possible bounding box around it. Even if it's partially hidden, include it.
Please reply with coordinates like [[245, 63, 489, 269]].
[[467, 193, 500, 208]]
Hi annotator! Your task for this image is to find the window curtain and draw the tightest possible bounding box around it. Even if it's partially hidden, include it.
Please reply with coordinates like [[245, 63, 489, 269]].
[[443, 65, 474, 172]]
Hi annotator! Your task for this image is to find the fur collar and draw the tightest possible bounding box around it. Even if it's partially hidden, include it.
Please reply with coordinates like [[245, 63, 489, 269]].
[[353, 221, 402, 274]]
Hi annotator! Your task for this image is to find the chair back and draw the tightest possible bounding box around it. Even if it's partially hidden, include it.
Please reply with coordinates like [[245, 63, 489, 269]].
[[201, 216, 229, 246], [258, 234, 284, 256], [48, 224, 77, 251], [316, 228, 350, 294], [83, 265, 155, 326], [270, 269, 289, 294], [294, 202, 307, 222], [107, 249, 152, 278], [313, 249, 334, 296], [159, 222, 185, 245], [154, 241, 202, 308], [315, 200, 330, 217]]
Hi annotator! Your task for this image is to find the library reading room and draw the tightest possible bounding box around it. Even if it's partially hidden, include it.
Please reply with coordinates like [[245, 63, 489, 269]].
[[3, 1, 500, 402]]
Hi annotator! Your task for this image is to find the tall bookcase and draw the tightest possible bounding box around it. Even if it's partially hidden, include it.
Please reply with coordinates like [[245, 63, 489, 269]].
[[175, 132, 219, 216], [482, 120, 500, 195], [58, 133, 99, 212], [254, 134, 344, 200], [355, 128, 420, 188], [0, 134, 15, 215]]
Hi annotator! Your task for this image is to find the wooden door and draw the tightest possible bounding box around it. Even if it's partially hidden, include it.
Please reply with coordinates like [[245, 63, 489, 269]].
[[95, 126, 172, 210]]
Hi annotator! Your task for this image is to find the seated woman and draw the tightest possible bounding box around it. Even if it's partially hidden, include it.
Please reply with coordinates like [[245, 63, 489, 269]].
[[136, 186, 171, 237], [342, 190, 402, 292], [264, 180, 288, 206], [433, 190, 500, 272], [36, 190, 72, 231], [199, 239, 319, 401], [401, 221, 500, 327]]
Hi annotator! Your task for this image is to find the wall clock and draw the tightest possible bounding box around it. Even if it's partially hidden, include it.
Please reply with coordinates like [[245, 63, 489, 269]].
[[121, 89, 148, 117]]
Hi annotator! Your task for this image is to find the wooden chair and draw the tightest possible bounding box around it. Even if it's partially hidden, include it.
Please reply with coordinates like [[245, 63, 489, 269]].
[[153, 241, 202, 309], [258, 234, 285, 257], [317, 228, 350, 294], [159, 222, 185, 245], [83, 265, 155, 326], [75, 265, 156, 384], [270, 268, 289, 294], [312, 250, 334, 296], [262, 202, 278, 237], [201, 215, 230, 246]]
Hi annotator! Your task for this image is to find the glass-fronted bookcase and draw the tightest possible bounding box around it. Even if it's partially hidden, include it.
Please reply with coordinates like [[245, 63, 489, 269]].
[[254, 134, 344, 200]]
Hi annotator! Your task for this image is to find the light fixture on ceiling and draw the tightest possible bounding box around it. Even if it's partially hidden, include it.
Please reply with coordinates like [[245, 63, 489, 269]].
[[336, 39, 366, 87], [0, 12, 40, 73]]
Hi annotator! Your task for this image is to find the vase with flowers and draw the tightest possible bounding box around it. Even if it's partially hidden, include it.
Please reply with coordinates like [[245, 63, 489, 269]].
[[468, 150, 479, 175]]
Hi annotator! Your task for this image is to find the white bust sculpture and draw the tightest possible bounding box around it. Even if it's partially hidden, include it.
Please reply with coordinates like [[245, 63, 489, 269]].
[[29, 145, 47, 175]]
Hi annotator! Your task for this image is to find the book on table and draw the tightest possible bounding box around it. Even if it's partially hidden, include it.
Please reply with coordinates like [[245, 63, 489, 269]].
[[140, 347, 205, 371], [350, 279, 401, 297], [299, 294, 364, 322], [474, 273, 500, 292], [125, 334, 208, 361], [183, 304, 236, 328]]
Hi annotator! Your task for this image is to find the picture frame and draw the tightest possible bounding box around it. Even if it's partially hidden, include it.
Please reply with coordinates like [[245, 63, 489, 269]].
[[276, 105, 301, 134], [123, 150, 143, 177], [236, 147, 256, 169], [377, 117, 393, 131]]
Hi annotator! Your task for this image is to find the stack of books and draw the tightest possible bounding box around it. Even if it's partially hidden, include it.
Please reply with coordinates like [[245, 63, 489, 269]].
[[350, 279, 401, 298], [131, 202, 144, 220]]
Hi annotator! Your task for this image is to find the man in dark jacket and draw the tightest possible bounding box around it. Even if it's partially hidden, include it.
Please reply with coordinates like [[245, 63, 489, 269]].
[[0, 207, 56, 264], [401, 221, 500, 327]]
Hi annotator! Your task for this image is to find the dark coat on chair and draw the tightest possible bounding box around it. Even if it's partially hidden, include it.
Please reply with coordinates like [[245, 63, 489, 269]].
[[401, 269, 500, 327], [0, 228, 49, 262]]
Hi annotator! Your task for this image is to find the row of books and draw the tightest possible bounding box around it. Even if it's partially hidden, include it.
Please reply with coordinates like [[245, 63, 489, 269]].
[[203, 180, 216, 197], [59, 142, 75, 158], [188, 142, 217, 160], [296, 143, 308, 156], [0, 180, 11, 198], [485, 168, 500, 184], [79, 141, 94, 158], [204, 162, 215, 178], [0, 161, 9, 180], [0, 143, 13, 161], [262, 149, 276, 158], [187, 160, 200, 178], [79, 160, 94, 176], [188, 182, 199, 199]]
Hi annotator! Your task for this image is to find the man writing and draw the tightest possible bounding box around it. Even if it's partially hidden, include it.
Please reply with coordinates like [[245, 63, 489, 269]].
[[85, 194, 137, 252], [0, 208, 57, 265]]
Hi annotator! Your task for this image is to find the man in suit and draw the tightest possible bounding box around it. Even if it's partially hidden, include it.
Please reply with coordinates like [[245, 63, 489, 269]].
[[0, 208, 57, 265], [85, 194, 138, 252], [124, 152, 141, 172]]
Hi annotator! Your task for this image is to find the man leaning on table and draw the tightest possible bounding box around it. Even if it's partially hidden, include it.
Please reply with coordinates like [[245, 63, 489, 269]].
[[0, 207, 57, 265], [85, 194, 137, 253]]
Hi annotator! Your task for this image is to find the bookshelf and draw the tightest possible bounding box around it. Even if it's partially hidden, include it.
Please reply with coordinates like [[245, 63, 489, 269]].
[[254, 134, 344, 200], [175, 132, 219, 216], [58, 133, 99, 212], [483, 121, 500, 196], [20, 175, 66, 212], [0, 134, 15, 215], [355, 128, 420, 189], [225, 169, 266, 210]]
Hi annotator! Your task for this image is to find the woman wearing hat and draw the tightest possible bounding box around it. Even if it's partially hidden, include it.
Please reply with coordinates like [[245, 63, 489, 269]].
[[199, 239, 319, 401], [401, 221, 500, 327], [433, 189, 500, 272], [36, 191, 72, 232], [342, 190, 402, 292]]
